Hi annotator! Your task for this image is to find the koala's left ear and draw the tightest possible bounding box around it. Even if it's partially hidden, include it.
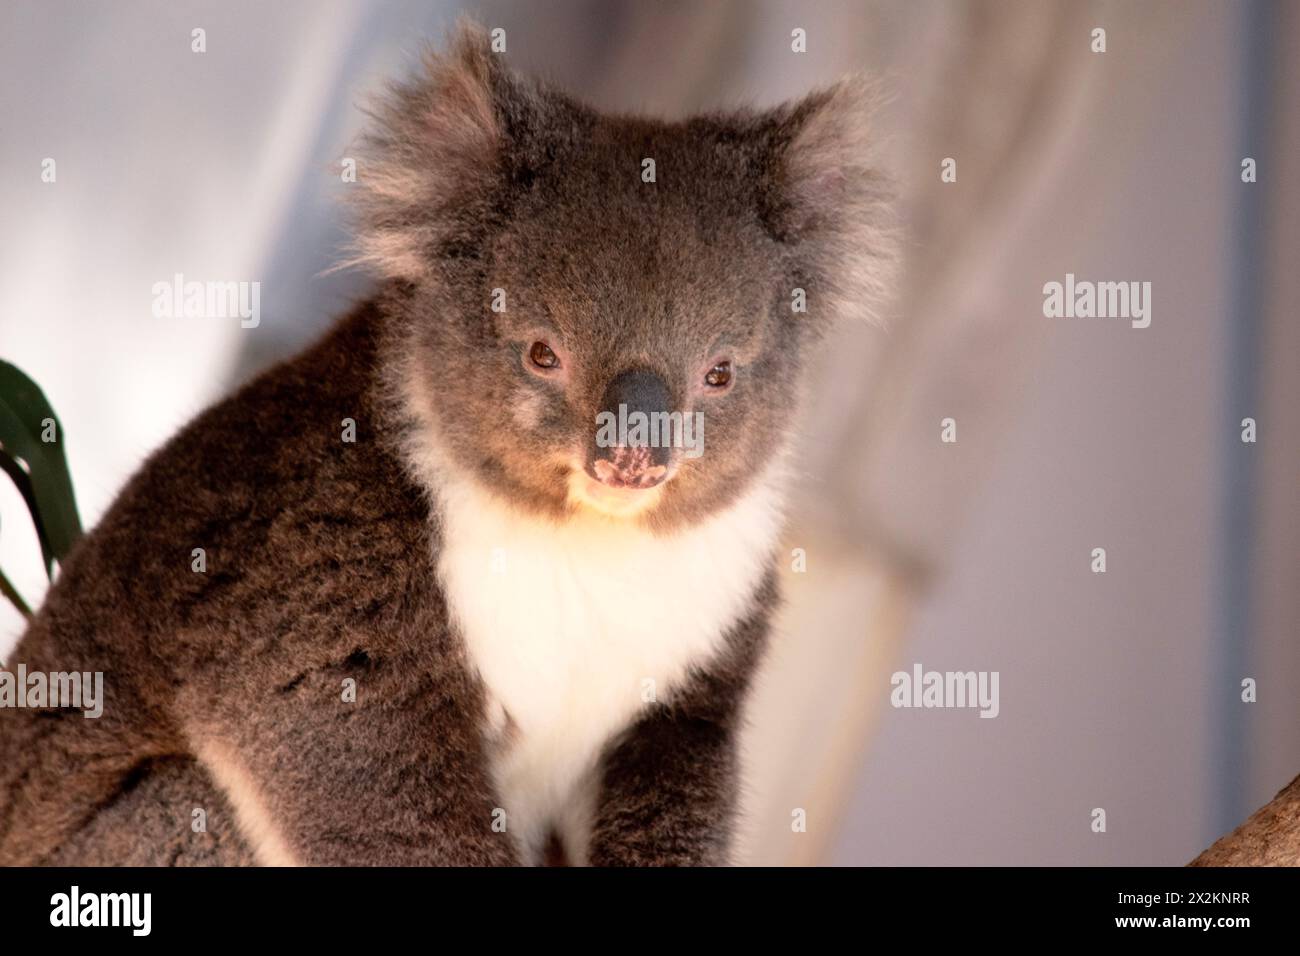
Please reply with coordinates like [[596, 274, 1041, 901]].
[[338, 18, 529, 283], [764, 78, 898, 327]]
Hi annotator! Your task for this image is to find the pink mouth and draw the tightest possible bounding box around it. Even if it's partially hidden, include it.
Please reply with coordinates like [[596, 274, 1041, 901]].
[[572, 471, 665, 517], [581, 473, 646, 504]]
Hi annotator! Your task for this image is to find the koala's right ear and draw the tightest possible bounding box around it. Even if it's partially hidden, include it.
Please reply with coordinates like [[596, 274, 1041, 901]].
[[342, 19, 518, 282], [763, 77, 899, 330]]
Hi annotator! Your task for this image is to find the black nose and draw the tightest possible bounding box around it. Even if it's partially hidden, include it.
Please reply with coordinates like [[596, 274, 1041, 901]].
[[590, 368, 673, 489]]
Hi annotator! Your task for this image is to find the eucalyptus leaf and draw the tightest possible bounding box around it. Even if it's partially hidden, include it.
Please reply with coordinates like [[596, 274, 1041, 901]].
[[0, 360, 83, 600]]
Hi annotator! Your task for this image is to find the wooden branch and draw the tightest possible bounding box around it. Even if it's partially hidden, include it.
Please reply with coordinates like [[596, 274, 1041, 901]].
[[1190, 774, 1300, 866]]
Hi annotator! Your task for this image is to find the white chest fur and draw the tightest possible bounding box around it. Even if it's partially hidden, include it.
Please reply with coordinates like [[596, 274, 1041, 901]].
[[433, 470, 783, 863]]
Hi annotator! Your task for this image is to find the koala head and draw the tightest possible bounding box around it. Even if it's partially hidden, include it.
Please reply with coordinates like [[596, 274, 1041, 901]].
[[351, 21, 894, 532]]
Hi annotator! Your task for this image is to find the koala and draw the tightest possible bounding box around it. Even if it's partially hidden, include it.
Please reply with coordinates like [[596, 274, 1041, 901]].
[[0, 22, 892, 866]]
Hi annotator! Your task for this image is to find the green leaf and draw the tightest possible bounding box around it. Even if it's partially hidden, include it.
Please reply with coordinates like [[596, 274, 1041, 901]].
[[0, 360, 84, 581], [0, 565, 32, 620]]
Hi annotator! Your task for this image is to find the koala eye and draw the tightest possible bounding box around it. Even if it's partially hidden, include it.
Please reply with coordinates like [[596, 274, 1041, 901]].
[[704, 360, 732, 389], [529, 341, 560, 370]]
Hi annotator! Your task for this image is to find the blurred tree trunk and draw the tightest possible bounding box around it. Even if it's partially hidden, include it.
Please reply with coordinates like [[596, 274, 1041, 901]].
[[1191, 774, 1300, 865]]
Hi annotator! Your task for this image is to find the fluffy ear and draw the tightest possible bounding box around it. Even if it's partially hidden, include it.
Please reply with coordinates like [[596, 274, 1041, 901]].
[[766, 78, 898, 327], [341, 20, 508, 281]]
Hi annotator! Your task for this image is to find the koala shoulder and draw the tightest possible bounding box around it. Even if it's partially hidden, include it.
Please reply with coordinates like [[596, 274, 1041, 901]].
[[48, 302, 434, 647]]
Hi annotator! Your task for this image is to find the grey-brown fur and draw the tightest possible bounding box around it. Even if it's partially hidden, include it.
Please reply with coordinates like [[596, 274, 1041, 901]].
[[0, 21, 891, 866]]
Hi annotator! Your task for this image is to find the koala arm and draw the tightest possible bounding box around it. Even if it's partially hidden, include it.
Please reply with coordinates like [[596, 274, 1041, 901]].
[[183, 639, 516, 868], [587, 573, 776, 867]]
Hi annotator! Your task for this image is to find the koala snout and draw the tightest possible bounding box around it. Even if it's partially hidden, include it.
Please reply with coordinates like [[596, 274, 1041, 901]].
[[589, 368, 674, 489], [592, 446, 667, 488]]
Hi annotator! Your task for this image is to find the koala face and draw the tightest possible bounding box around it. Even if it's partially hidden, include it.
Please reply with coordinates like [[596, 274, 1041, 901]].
[[450, 150, 799, 528], [352, 24, 893, 531]]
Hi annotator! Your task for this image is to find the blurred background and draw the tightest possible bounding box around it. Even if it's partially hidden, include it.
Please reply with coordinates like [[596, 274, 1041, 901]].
[[1, 0, 1297, 865]]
